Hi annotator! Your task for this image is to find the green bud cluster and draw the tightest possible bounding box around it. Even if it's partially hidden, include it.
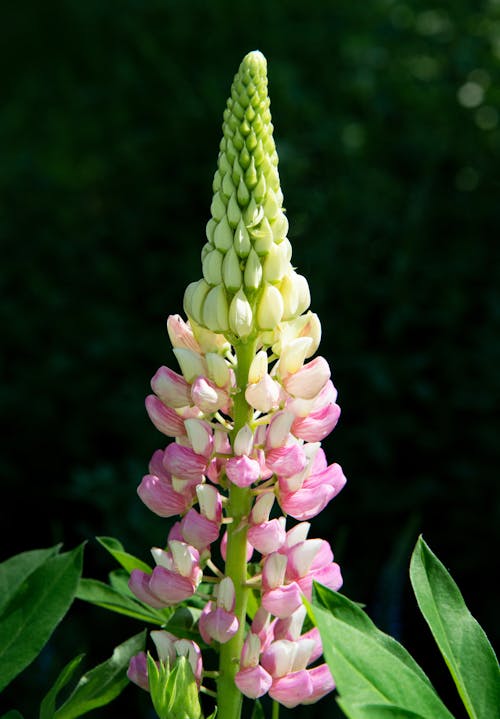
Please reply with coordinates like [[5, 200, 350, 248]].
[[184, 50, 310, 340]]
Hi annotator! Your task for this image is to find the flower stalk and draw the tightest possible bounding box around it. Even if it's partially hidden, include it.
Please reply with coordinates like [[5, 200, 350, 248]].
[[218, 340, 257, 719]]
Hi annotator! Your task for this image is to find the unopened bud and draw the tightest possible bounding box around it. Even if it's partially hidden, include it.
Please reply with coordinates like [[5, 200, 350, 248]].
[[257, 283, 284, 330], [229, 288, 253, 338], [244, 248, 263, 290], [222, 246, 242, 291], [203, 285, 229, 332], [263, 241, 289, 283], [202, 248, 223, 285], [183, 279, 211, 325], [234, 219, 251, 257], [248, 350, 268, 383], [252, 216, 274, 255], [213, 215, 234, 252], [211, 191, 226, 222], [206, 352, 230, 387]]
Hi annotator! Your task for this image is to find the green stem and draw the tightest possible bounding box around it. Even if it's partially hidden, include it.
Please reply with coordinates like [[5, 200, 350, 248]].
[[217, 337, 257, 719], [272, 700, 280, 719]]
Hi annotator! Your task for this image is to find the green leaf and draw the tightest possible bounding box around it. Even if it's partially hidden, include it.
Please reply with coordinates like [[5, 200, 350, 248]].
[[337, 700, 431, 719], [96, 536, 152, 574], [0, 545, 61, 614], [108, 568, 137, 595], [53, 631, 146, 719], [246, 588, 259, 621], [308, 583, 454, 719], [164, 606, 203, 643], [0, 544, 84, 692], [40, 654, 85, 719], [410, 536, 500, 719], [250, 699, 265, 719], [76, 578, 171, 625]]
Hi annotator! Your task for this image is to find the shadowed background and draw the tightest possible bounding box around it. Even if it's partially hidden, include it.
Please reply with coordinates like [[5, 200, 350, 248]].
[[1, 1, 499, 717]]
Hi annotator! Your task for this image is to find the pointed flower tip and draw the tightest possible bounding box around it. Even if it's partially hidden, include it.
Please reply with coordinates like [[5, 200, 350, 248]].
[[242, 50, 267, 73]]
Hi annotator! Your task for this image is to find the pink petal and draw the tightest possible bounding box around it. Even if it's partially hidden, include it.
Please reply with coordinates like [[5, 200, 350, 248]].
[[286, 539, 333, 580], [269, 669, 314, 708], [202, 607, 239, 643], [128, 570, 166, 609], [191, 376, 228, 413], [167, 314, 201, 352], [248, 519, 286, 555], [261, 638, 296, 676], [265, 444, 307, 478], [307, 462, 347, 497], [163, 443, 207, 483], [226, 455, 261, 487], [291, 403, 341, 442], [198, 601, 214, 644], [149, 566, 197, 604], [151, 366, 191, 408], [137, 474, 191, 518], [266, 410, 294, 449], [245, 375, 281, 412], [301, 627, 323, 664], [279, 484, 336, 521], [301, 664, 335, 704], [235, 665, 273, 699], [145, 395, 187, 437], [148, 448, 170, 481], [127, 652, 150, 691], [297, 563, 343, 598], [180, 509, 220, 549], [284, 356, 331, 400], [262, 582, 303, 618]]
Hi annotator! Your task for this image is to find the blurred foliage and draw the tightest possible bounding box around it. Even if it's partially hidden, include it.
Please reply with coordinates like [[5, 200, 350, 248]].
[[1, 0, 499, 717]]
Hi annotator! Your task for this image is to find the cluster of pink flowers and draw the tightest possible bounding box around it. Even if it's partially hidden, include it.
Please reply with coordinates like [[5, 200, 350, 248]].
[[127, 312, 346, 707]]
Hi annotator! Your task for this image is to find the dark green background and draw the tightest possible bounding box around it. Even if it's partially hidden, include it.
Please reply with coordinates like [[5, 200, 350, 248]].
[[1, 1, 499, 717]]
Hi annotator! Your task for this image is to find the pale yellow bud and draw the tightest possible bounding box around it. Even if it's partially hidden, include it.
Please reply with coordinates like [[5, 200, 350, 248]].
[[203, 284, 229, 332], [253, 172, 267, 203], [248, 349, 268, 383], [222, 246, 242, 291], [173, 348, 206, 383], [190, 319, 231, 354], [206, 352, 231, 387], [263, 188, 280, 219], [211, 191, 226, 222], [184, 279, 211, 324], [229, 288, 253, 338], [233, 219, 251, 257], [202, 248, 223, 285], [271, 210, 289, 242], [257, 283, 284, 330], [237, 176, 250, 206], [262, 241, 289, 283], [213, 215, 234, 252], [222, 171, 234, 198], [271, 312, 322, 358], [252, 216, 274, 255], [294, 273, 311, 315], [206, 218, 216, 244], [227, 192, 241, 228], [277, 337, 313, 376], [244, 197, 264, 227], [243, 248, 263, 290], [280, 270, 310, 320]]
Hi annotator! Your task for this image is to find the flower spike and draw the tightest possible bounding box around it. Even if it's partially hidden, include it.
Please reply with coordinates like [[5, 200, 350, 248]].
[[129, 50, 347, 718]]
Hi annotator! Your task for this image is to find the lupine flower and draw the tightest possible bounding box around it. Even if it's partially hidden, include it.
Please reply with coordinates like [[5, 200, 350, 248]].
[[129, 50, 347, 716]]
